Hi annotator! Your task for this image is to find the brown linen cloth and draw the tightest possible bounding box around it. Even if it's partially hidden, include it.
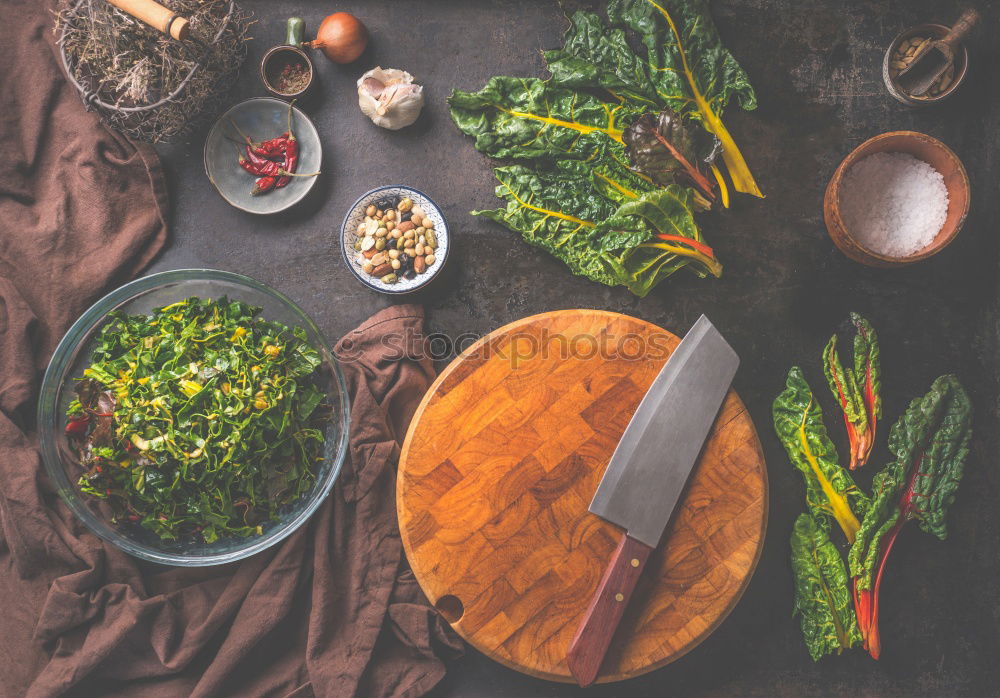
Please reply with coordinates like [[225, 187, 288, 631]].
[[0, 1, 461, 695]]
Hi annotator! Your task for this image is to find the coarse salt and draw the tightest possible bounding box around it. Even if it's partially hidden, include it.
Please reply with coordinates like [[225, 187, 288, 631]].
[[838, 151, 949, 257]]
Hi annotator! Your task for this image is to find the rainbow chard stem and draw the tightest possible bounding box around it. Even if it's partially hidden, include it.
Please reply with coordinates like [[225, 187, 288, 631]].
[[823, 313, 881, 470], [823, 334, 868, 470], [847, 375, 972, 659], [851, 312, 882, 464]]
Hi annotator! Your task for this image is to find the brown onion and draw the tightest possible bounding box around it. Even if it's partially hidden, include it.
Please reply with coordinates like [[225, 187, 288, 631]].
[[304, 12, 368, 64]]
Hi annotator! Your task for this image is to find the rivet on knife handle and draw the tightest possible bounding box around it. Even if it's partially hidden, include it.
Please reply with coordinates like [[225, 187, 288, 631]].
[[566, 534, 653, 687]]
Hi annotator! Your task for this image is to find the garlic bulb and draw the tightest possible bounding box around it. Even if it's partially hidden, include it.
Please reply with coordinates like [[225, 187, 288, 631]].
[[357, 67, 424, 130]]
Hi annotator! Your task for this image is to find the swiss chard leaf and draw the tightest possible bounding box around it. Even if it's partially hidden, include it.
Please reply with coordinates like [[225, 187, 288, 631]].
[[447, 5, 760, 296], [544, 10, 661, 107], [773, 367, 870, 542], [852, 312, 882, 431], [448, 76, 639, 163], [823, 333, 869, 471], [614, 188, 721, 278], [615, 186, 700, 241], [474, 163, 717, 295], [622, 108, 719, 198], [849, 375, 973, 585], [847, 374, 972, 659], [824, 335, 865, 426], [587, 143, 659, 204], [606, 0, 762, 197], [823, 313, 881, 470], [791, 513, 863, 661]]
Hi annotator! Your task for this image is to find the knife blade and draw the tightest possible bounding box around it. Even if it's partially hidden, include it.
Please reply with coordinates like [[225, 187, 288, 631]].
[[566, 315, 739, 686]]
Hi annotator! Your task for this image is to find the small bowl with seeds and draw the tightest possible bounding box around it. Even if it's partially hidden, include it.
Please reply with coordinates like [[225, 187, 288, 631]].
[[883, 23, 969, 106], [340, 186, 449, 294]]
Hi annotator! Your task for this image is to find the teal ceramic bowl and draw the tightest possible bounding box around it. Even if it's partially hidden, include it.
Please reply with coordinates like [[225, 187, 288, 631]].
[[204, 98, 321, 214]]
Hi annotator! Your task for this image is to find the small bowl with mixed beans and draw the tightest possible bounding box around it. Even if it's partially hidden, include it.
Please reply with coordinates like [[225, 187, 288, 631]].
[[340, 186, 448, 294]]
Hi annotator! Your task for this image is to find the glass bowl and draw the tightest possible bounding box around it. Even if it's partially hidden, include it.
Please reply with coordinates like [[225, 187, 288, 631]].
[[37, 269, 350, 566]]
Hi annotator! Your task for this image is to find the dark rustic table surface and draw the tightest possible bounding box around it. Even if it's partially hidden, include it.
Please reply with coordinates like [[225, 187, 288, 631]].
[[154, 1, 1000, 695]]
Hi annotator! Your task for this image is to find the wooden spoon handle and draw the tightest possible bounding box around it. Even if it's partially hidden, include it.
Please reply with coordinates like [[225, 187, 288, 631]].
[[566, 533, 653, 687], [105, 0, 190, 41], [940, 8, 980, 48]]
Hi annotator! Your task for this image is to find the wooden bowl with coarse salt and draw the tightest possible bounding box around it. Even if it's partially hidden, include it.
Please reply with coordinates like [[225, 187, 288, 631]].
[[824, 131, 970, 268]]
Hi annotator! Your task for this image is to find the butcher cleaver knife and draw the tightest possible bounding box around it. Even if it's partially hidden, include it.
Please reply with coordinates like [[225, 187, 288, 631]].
[[566, 315, 739, 686]]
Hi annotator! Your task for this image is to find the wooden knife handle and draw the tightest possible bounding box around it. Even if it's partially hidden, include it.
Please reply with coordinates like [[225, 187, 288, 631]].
[[567, 533, 653, 687], [106, 0, 190, 41]]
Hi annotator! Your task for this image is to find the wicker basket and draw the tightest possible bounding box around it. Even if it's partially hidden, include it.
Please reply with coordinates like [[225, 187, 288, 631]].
[[56, 0, 252, 143]]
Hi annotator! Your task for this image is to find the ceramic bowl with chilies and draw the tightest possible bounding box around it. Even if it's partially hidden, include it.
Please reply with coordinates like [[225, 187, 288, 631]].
[[204, 97, 321, 215], [340, 186, 449, 294]]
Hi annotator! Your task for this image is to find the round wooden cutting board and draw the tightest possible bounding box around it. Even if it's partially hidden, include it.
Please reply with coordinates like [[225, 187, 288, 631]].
[[397, 310, 767, 683]]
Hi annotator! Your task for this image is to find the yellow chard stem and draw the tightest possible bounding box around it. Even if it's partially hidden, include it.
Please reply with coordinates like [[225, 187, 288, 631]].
[[638, 242, 721, 277], [710, 164, 730, 209], [798, 401, 861, 542], [645, 0, 764, 198], [498, 107, 624, 143]]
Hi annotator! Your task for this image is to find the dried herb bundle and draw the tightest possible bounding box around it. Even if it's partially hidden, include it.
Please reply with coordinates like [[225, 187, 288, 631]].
[[56, 0, 254, 143]]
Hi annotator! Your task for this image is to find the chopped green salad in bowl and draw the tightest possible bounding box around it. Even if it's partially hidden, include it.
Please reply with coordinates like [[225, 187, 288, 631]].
[[38, 270, 349, 566]]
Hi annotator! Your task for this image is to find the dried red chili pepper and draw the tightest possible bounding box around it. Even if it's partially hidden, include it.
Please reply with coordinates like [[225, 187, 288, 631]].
[[252, 175, 279, 196], [241, 150, 282, 177], [276, 102, 298, 189], [256, 135, 289, 158], [244, 143, 273, 170], [238, 153, 265, 176], [229, 118, 287, 159], [275, 139, 297, 188]]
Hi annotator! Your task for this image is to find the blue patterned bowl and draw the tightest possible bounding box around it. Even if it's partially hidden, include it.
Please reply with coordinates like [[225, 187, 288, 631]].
[[340, 186, 450, 294]]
